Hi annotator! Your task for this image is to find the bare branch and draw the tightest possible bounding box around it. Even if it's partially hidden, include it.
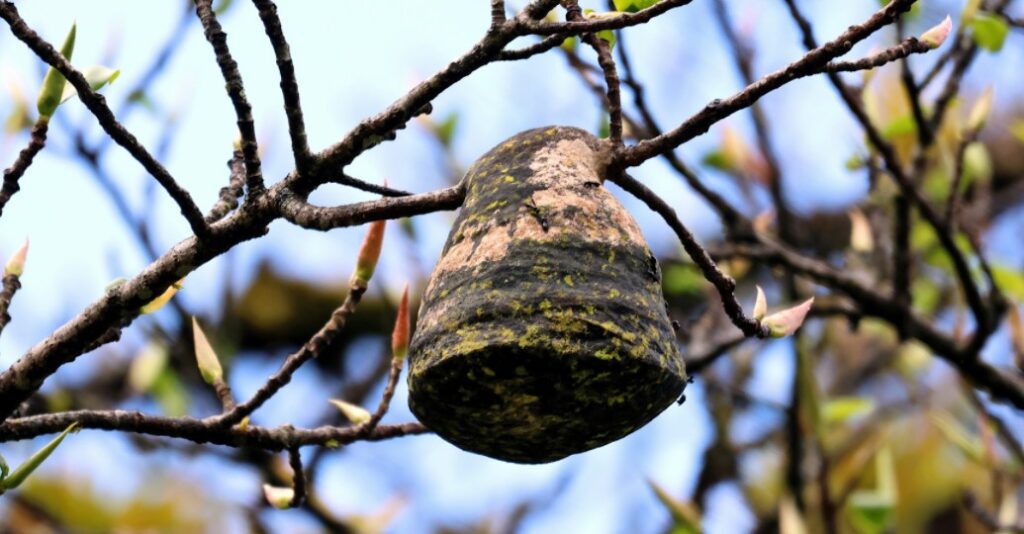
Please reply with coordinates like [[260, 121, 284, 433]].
[[0, 410, 427, 450], [251, 0, 313, 173], [611, 173, 768, 339], [0, 120, 48, 218], [280, 183, 465, 232], [0, 2, 210, 237], [195, 0, 265, 197], [622, 0, 919, 167]]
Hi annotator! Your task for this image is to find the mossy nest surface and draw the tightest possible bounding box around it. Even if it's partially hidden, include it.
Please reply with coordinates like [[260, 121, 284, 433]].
[[408, 126, 687, 463]]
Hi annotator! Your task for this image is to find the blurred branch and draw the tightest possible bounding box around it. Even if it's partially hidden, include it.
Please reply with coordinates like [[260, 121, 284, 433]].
[[287, 446, 307, 508]]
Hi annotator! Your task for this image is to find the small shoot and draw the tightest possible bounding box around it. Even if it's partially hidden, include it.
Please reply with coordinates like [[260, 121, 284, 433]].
[[919, 15, 953, 49], [0, 422, 80, 494], [36, 22, 76, 119], [192, 317, 224, 386], [752, 285, 768, 321], [751, 289, 815, 338], [140, 278, 184, 314], [329, 399, 371, 425], [351, 220, 386, 289], [262, 484, 295, 510], [59, 65, 120, 104], [392, 284, 410, 360], [4, 239, 29, 277], [966, 86, 994, 135]]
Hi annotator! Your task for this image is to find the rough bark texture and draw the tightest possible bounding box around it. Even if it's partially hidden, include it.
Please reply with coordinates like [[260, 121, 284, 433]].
[[408, 126, 686, 463]]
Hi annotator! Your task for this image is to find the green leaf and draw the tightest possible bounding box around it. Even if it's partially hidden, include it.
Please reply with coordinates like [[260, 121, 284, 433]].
[[822, 396, 875, 424], [128, 342, 168, 393], [151, 369, 190, 417], [845, 153, 867, 171], [36, 22, 76, 118], [613, 0, 661, 13], [213, 0, 234, 15], [560, 36, 578, 52], [597, 112, 611, 139], [877, 0, 921, 17], [140, 278, 184, 314], [969, 12, 1009, 52], [0, 423, 79, 492], [192, 318, 224, 385], [1009, 120, 1024, 144], [932, 413, 985, 463], [961, 141, 992, 186], [847, 493, 894, 534], [881, 113, 917, 139], [59, 65, 120, 104], [0, 453, 8, 481], [762, 297, 815, 338], [329, 399, 372, 425], [702, 149, 728, 170], [966, 86, 994, 133], [992, 265, 1024, 301], [434, 112, 458, 148], [583, 9, 617, 49], [662, 263, 704, 296], [846, 448, 897, 534], [648, 480, 702, 533]]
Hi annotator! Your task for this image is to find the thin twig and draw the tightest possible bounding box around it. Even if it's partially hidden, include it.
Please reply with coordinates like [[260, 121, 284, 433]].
[[622, 0, 919, 166], [195, 0, 265, 197], [0, 119, 48, 218], [611, 173, 768, 338], [280, 183, 465, 231], [0, 273, 23, 340], [0, 410, 427, 450], [251, 0, 312, 174], [212, 284, 368, 428], [206, 150, 247, 223], [0, 2, 210, 237], [287, 446, 307, 508], [358, 357, 404, 435]]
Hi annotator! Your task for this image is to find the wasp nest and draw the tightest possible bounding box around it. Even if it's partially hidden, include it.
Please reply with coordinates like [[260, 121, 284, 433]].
[[408, 126, 687, 463]]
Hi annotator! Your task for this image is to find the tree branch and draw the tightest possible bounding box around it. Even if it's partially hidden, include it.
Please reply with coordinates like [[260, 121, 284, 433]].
[[195, 0, 265, 197], [0, 2, 210, 237]]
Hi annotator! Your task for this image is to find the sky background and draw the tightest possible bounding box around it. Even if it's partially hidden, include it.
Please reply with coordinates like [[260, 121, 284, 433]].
[[0, 1, 1022, 532]]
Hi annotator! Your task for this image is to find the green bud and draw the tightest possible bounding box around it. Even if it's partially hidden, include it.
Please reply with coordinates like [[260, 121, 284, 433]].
[[192, 317, 224, 385], [329, 399, 371, 425], [36, 22, 76, 118]]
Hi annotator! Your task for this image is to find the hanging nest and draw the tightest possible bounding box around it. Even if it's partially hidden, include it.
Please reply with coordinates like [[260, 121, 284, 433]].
[[408, 126, 687, 463]]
